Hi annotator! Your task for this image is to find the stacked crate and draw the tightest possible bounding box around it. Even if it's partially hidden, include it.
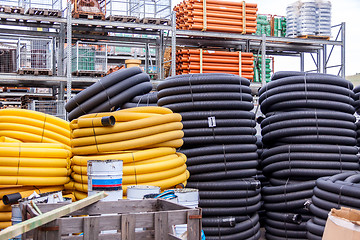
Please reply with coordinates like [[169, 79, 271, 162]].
[[174, 0, 258, 34], [253, 56, 272, 83], [176, 49, 254, 80]]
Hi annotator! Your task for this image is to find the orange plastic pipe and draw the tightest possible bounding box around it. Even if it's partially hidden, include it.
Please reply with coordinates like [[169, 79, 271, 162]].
[[187, 10, 257, 21], [183, 57, 254, 65], [187, 65, 254, 72], [187, 50, 253, 57], [186, 24, 256, 33], [188, 19, 257, 27], [188, 0, 257, 8]]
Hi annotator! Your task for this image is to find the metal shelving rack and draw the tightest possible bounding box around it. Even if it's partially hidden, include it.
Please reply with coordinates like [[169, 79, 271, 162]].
[[174, 23, 345, 89], [0, 6, 173, 96], [0, 3, 345, 108]]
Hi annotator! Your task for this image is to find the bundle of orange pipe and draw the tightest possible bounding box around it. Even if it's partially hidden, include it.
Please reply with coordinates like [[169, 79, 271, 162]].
[[174, 0, 258, 34], [176, 49, 254, 80]]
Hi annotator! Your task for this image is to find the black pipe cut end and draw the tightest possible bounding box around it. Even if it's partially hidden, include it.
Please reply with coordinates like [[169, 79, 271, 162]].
[[101, 116, 116, 127], [3, 192, 22, 205], [222, 217, 236, 227], [256, 116, 265, 124], [287, 213, 302, 225]]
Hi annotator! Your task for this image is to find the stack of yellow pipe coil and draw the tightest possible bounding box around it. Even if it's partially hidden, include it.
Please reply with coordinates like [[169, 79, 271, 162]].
[[69, 106, 189, 200], [0, 109, 72, 229]]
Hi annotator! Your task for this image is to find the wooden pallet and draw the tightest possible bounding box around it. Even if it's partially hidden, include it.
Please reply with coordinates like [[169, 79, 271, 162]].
[[20, 199, 201, 240], [0, 5, 24, 14], [72, 11, 105, 20], [297, 35, 330, 40], [17, 69, 53, 76], [140, 17, 171, 25], [107, 15, 140, 23], [26, 8, 62, 18], [72, 70, 104, 77]]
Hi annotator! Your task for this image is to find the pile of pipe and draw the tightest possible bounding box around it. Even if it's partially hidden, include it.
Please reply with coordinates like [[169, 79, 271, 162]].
[[259, 71, 358, 240], [316, 1, 331, 36], [0, 108, 71, 150], [286, 0, 331, 37], [0, 109, 72, 228], [174, 0, 258, 34], [121, 92, 158, 109], [65, 67, 152, 121], [307, 171, 360, 240], [69, 106, 189, 200], [157, 73, 261, 239], [353, 85, 360, 148], [176, 49, 254, 80]]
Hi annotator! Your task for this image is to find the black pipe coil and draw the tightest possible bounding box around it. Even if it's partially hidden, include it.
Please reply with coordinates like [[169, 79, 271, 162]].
[[306, 171, 360, 238], [157, 73, 260, 239]]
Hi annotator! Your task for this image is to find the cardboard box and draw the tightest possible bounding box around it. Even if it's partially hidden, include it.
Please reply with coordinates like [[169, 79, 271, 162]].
[[323, 207, 360, 240]]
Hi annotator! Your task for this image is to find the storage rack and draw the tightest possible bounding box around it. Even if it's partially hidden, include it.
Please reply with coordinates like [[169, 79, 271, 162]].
[[0, 1, 345, 112]]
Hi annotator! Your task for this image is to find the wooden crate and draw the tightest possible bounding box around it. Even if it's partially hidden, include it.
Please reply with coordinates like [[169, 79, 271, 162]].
[[23, 199, 202, 240]]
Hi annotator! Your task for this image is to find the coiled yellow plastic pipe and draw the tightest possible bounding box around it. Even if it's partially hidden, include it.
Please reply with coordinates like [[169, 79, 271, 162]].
[[70, 107, 189, 200], [0, 109, 71, 150]]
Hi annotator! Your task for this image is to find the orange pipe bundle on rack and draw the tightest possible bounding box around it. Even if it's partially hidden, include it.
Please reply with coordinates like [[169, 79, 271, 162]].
[[175, 0, 258, 34], [176, 49, 254, 80]]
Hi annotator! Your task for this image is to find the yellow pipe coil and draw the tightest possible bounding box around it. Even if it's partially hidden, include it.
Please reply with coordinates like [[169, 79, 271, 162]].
[[70, 107, 189, 200], [72, 113, 182, 138], [71, 147, 176, 165], [0, 109, 70, 149], [0, 143, 71, 186], [0, 108, 69, 131]]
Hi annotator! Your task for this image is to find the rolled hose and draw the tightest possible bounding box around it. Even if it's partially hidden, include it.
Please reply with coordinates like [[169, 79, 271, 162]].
[[183, 119, 256, 128], [262, 99, 355, 115], [157, 73, 250, 91], [158, 92, 253, 105], [180, 110, 255, 121], [260, 91, 355, 113], [160, 100, 254, 112], [186, 152, 258, 166], [0, 109, 70, 149], [70, 108, 184, 155], [203, 214, 259, 235], [68, 80, 152, 120], [0, 143, 71, 186], [186, 179, 261, 191], [157, 73, 259, 237], [306, 172, 360, 238], [261, 72, 353, 93], [66, 67, 143, 111], [158, 84, 251, 98], [204, 223, 260, 240], [259, 83, 355, 103], [261, 110, 356, 129]]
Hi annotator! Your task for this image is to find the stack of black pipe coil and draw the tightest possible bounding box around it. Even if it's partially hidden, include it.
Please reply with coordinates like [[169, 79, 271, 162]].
[[259, 71, 358, 240], [307, 171, 360, 240], [65, 67, 152, 120], [353, 85, 360, 148], [157, 73, 261, 239], [122, 92, 158, 109]]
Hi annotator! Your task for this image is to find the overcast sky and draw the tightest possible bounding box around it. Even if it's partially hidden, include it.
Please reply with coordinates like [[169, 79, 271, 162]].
[[172, 0, 360, 76]]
